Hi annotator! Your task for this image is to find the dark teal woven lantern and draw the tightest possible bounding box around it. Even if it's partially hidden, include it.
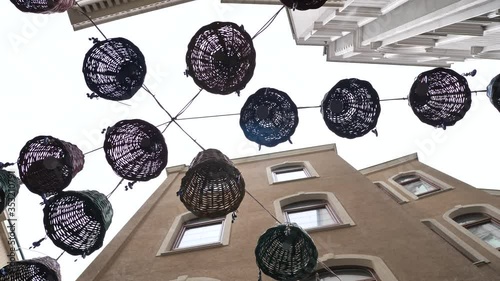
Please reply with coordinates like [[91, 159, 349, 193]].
[[0, 256, 61, 281], [487, 74, 500, 113], [255, 223, 318, 281], [0, 170, 21, 213]]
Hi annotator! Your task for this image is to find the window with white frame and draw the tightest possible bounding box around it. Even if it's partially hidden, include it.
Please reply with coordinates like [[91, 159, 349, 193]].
[[173, 217, 225, 250], [453, 213, 500, 250], [394, 174, 441, 196], [303, 266, 379, 281], [267, 161, 319, 184], [283, 200, 341, 230]]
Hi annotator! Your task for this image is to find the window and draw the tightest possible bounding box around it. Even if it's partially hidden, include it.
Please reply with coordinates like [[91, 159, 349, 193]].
[[394, 174, 440, 196], [283, 200, 341, 230], [157, 212, 233, 256], [454, 213, 500, 250], [266, 161, 319, 184], [304, 267, 378, 281]]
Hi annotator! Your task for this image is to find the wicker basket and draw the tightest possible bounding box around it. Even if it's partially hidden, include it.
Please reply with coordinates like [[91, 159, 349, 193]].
[[104, 119, 168, 181], [10, 0, 74, 13], [0, 170, 21, 213], [280, 0, 327, 10], [255, 223, 318, 281], [186, 21, 256, 95], [178, 149, 245, 218], [321, 78, 381, 139], [17, 136, 84, 197], [487, 74, 500, 113], [83, 37, 147, 101], [240, 87, 299, 148], [0, 256, 61, 281], [409, 68, 471, 128], [43, 190, 113, 256]]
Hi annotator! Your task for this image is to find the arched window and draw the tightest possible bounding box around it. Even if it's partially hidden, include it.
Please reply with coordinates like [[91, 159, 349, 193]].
[[283, 199, 341, 230], [453, 213, 500, 250], [304, 266, 378, 281], [266, 161, 319, 184], [390, 171, 453, 200]]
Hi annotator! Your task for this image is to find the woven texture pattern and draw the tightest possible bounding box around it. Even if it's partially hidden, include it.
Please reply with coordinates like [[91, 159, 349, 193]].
[[0, 170, 21, 213], [83, 37, 147, 101], [255, 223, 318, 281], [17, 136, 84, 197], [0, 256, 61, 281], [409, 68, 471, 128], [104, 119, 168, 181], [179, 149, 245, 218], [321, 78, 381, 139], [43, 190, 113, 256], [487, 74, 500, 113], [10, 0, 74, 13], [240, 87, 299, 147], [280, 0, 327, 10], [186, 21, 256, 95]]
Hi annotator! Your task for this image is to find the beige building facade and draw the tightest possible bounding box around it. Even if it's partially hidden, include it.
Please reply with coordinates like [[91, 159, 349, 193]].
[[77, 144, 500, 281]]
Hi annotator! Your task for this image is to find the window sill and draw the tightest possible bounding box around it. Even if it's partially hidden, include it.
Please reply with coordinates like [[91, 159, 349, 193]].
[[157, 242, 224, 256], [271, 175, 319, 185], [415, 187, 452, 200], [303, 223, 354, 234]]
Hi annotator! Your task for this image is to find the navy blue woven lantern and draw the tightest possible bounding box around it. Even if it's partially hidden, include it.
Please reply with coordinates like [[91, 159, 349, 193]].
[[321, 78, 381, 139], [408, 68, 471, 129], [280, 0, 327, 10], [487, 74, 500, 113], [240, 87, 299, 148]]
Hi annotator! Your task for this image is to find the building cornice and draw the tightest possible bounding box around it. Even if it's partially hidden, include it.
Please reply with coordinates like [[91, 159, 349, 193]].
[[359, 153, 419, 175]]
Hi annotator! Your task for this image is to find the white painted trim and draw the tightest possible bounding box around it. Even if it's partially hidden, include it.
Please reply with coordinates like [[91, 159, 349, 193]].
[[443, 204, 500, 260], [317, 253, 399, 281], [388, 170, 455, 200], [359, 153, 418, 175], [373, 181, 409, 204], [266, 161, 320, 185]]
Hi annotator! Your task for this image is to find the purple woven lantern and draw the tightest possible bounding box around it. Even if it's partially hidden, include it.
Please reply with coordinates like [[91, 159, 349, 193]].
[[10, 0, 75, 14], [17, 136, 84, 197], [280, 0, 327, 10]]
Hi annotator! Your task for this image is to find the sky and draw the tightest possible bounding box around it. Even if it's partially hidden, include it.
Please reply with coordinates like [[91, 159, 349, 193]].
[[1, 0, 500, 280]]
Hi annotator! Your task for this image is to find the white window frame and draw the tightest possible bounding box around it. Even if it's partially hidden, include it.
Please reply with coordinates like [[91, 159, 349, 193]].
[[283, 199, 343, 231], [389, 170, 454, 200], [314, 254, 399, 281], [266, 161, 319, 185]]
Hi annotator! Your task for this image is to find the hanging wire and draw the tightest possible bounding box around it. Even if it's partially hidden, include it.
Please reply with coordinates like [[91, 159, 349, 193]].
[[379, 97, 408, 102], [106, 178, 126, 198], [251, 5, 286, 40], [317, 260, 344, 281], [56, 251, 65, 261], [74, 2, 108, 40], [245, 190, 281, 224]]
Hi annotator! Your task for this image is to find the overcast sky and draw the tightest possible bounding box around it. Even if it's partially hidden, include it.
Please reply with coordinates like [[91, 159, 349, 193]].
[[1, 0, 500, 280]]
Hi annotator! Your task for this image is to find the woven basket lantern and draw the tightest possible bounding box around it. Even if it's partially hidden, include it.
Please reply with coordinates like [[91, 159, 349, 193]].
[[17, 136, 84, 197], [43, 190, 113, 257], [185, 21, 256, 95], [10, 0, 74, 13], [321, 78, 381, 139], [83, 37, 147, 101], [280, 0, 327, 10], [240, 87, 299, 148], [0, 170, 21, 213], [487, 74, 500, 113], [178, 149, 245, 218], [255, 223, 318, 281], [0, 256, 61, 281], [408, 67, 472, 128], [104, 119, 168, 181]]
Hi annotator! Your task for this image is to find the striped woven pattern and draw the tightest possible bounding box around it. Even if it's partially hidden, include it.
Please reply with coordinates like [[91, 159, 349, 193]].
[[0, 256, 61, 281], [487, 74, 500, 113], [17, 136, 84, 197], [43, 190, 113, 256], [0, 170, 21, 212], [10, 0, 74, 13], [186, 21, 256, 95]]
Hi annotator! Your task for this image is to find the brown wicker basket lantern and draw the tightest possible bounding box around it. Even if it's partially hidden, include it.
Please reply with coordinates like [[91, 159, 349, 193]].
[[178, 149, 245, 218], [43, 190, 113, 257], [83, 37, 147, 101], [487, 74, 500, 113], [280, 0, 327, 10], [321, 78, 381, 139], [409, 68, 472, 128], [104, 119, 168, 181], [240, 87, 299, 148], [0, 256, 61, 281], [17, 136, 84, 197], [10, 0, 74, 13], [185, 21, 256, 95], [255, 223, 318, 281], [0, 170, 21, 213]]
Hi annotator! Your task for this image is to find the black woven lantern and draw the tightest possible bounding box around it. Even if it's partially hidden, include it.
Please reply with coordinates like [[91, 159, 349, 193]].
[[240, 87, 299, 148], [487, 74, 500, 113], [0, 256, 61, 281], [43, 190, 113, 257], [104, 119, 168, 181], [185, 21, 256, 95], [17, 136, 84, 197], [280, 0, 327, 10], [178, 149, 245, 218], [255, 223, 318, 281], [321, 78, 381, 139], [408, 67, 472, 128], [10, 0, 74, 14], [0, 170, 21, 213], [83, 37, 147, 101]]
